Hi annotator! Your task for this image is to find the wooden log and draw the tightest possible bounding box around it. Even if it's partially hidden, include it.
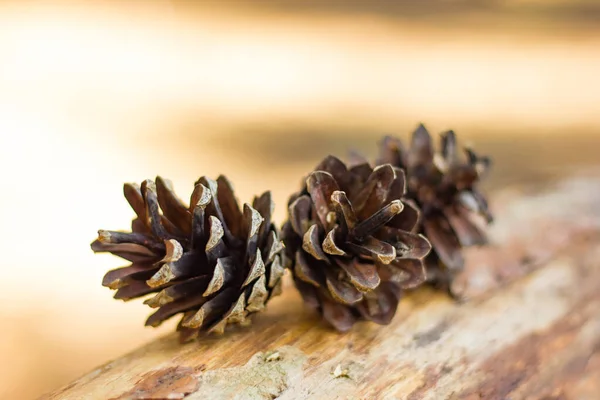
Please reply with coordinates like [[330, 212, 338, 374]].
[[45, 173, 600, 400]]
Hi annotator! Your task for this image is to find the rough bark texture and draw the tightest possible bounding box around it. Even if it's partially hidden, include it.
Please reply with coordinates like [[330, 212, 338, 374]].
[[45, 173, 600, 400]]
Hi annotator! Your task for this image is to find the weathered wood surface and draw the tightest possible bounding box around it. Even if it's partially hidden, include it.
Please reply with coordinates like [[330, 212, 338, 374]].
[[46, 174, 600, 400]]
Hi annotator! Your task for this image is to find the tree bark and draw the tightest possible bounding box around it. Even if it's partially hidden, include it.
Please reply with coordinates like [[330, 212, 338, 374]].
[[45, 173, 600, 400]]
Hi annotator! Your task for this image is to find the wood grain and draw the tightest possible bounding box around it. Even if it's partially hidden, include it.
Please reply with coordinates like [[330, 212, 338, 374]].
[[45, 174, 600, 400]]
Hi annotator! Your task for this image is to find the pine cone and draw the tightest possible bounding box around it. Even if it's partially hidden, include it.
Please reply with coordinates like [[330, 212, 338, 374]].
[[377, 124, 492, 289], [91, 176, 285, 342], [282, 156, 432, 331]]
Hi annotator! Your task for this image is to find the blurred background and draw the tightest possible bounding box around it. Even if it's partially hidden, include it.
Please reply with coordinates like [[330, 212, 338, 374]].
[[1, 0, 600, 398]]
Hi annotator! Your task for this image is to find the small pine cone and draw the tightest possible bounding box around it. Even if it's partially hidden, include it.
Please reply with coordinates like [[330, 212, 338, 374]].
[[377, 124, 492, 289], [282, 156, 432, 331], [91, 176, 285, 342]]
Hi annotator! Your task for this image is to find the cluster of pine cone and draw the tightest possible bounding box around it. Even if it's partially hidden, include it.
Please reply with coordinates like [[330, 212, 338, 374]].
[[93, 124, 492, 341]]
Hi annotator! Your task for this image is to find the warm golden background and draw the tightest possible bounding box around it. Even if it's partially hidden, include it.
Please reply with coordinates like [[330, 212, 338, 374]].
[[1, 1, 600, 398]]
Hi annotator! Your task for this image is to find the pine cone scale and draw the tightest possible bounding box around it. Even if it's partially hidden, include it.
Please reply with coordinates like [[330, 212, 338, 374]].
[[241, 204, 263, 262], [344, 237, 396, 264], [144, 276, 210, 308], [293, 251, 324, 287], [306, 171, 341, 229], [375, 227, 431, 259], [242, 250, 266, 287], [141, 180, 174, 240], [160, 239, 184, 263], [123, 183, 147, 223], [377, 136, 407, 168], [330, 191, 357, 230], [146, 252, 197, 288], [381, 258, 427, 289], [325, 270, 364, 305], [408, 124, 434, 167], [91, 240, 159, 262], [197, 177, 241, 246], [97, 230, 153, 249], [155, 177, 191, 234], [351, 165, 396, 219], [302, 224, 329, 261], [322, 227, 346, 255], [267, 256, 284, 288], [180, 287, 237, 329], [201, 257, 231, 297], [388, 200, 421, 232], [288, 196, 312, 237], [440, 130, 457, 162], [351, 199, 403, 241], [423, 216, 464, 271], [215, 176, 244, 238], [320, 294, 357, 332], [146, 292, 208, 327], [102, 265, 150, 290], [314, 155, 354, 193], [336, 258, 380, 291], [355, 283, 401, 324], [445, 206, 487, 246], [252, 192, 274, 243], [459, 190, 493, 223], [246, 274, 269, 311]]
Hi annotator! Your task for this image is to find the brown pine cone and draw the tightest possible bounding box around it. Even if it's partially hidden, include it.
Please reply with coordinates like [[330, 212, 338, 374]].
[[377, 124, 492, 290], [91, 176, 285, 342], [282, 156, 432, 331]]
